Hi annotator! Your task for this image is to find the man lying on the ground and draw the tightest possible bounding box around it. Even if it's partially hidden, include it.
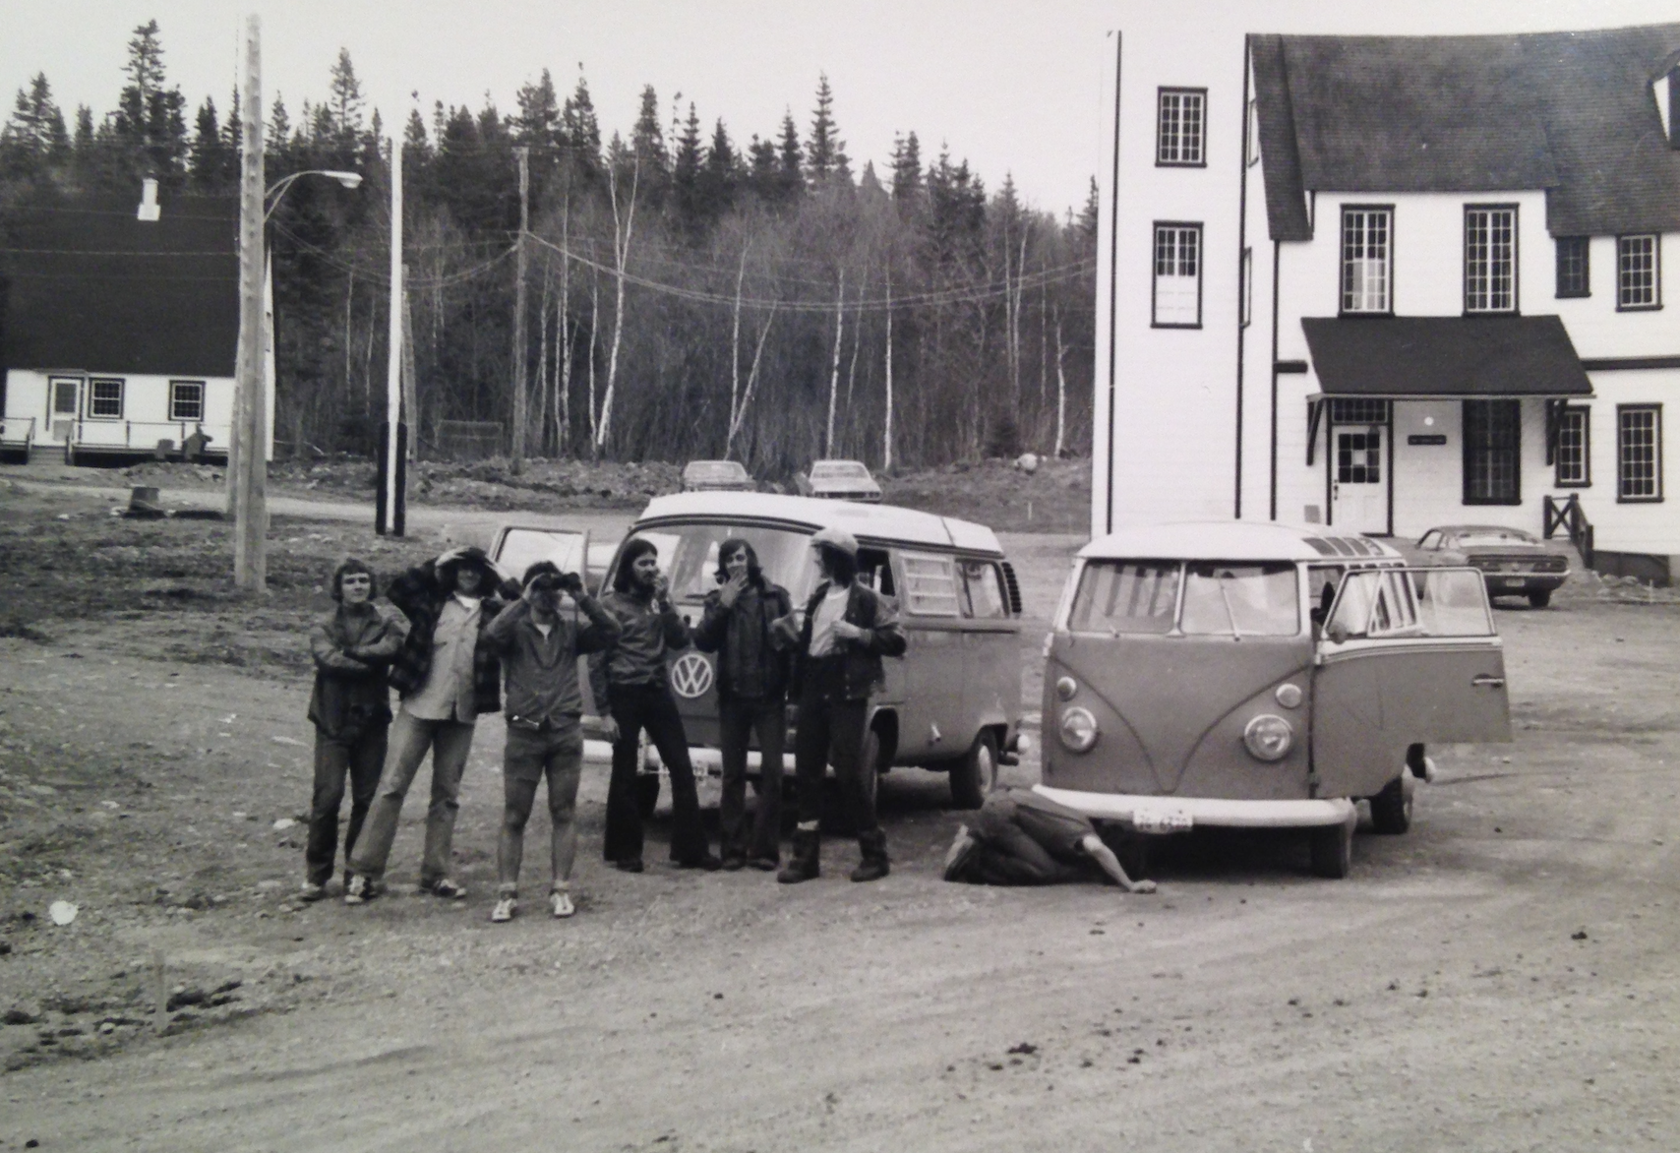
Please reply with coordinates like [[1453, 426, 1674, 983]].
[[943, 787, 1157, 892]]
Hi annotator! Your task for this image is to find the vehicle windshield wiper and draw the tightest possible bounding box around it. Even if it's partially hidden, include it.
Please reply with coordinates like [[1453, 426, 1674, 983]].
[[1217, 572, 1244, 640]]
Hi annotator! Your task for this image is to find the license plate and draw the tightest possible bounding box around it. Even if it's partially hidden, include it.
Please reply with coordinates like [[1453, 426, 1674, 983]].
[[1132, 803, 1193, 833], [1500, 576, 1525, 588]]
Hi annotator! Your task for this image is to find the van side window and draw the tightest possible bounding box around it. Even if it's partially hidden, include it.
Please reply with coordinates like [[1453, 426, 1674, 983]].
[[856, 547, 895, 596], [959, 560, 1008, 619], [901, 552, 961, 616]]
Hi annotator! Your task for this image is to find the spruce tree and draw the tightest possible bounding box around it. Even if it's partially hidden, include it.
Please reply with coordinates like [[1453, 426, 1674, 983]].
[[188, 96, 230, 192], [806, 73, 844, 185], [327, 49, 365, 149], [775, 111, 803, 202]]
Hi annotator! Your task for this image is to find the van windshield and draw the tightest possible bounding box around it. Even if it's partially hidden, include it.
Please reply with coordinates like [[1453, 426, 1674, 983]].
[[621, 524, 820, 603], [1068, 560, 1300, 636]]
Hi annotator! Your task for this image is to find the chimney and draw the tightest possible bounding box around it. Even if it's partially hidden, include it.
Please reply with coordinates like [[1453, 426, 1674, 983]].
[[137, 178, 160, 222]]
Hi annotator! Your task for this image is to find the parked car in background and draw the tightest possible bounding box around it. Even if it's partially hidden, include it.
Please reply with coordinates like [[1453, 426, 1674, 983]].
[[488, 523, 615, 595], [1037, 522, 1512, 878], [1414, 525, 1569, 609], [680, 459, 755, 492], [797, 459, 883, 503]]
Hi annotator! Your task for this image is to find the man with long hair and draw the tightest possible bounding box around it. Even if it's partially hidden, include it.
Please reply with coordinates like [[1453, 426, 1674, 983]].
[[481, 560, 620, 922], [693, 538, 794, 870], [301, 559, 409, 902], [777, 526, 906, 884], [590, 538, 721, 871], [346, 546, 517, 903]]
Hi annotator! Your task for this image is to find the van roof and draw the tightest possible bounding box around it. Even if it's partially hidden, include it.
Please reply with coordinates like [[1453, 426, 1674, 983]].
[[635, 491, 1004, 556], [1080, 521, 1403, 562]]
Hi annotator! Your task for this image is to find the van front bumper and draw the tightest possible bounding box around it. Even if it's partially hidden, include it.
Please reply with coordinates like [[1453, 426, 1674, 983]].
[[1032, 785, 1355, 830]]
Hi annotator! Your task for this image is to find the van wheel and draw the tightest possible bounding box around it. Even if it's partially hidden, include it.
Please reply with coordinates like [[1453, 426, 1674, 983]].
[[1527, 589, 1552, 609], [1309, 820, 1353, 879], [1369, 775, 1413, 835], [949, 731, 998, 810], [636, 774, 661, 820]]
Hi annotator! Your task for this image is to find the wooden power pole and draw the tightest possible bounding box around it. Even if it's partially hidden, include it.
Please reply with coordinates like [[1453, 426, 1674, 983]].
[[233, 14, 267, 592], [510, 145, 530, 472]]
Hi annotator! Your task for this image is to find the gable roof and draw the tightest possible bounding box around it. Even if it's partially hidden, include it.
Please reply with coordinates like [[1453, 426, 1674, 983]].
[[0, 193, 238, 377], [1251, 24, 1680, 240]]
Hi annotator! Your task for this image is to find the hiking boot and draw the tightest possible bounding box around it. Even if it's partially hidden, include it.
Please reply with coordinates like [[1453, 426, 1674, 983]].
[[777, 829, 820, 884], [851, 829, 890, 883]]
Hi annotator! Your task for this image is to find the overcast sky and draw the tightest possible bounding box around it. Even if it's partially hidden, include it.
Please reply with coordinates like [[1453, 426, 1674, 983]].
[[2, 0, 1674, 217]]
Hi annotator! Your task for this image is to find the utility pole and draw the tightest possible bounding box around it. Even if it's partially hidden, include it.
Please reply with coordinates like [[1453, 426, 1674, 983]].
[[233, 14, 267, 592], [510, 145, 530, 472], [377, 132, 404, 535]]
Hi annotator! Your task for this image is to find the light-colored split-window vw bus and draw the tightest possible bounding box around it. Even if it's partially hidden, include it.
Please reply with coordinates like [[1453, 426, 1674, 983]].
[[1036, 522, 1511, 877], [613, 491, 1026, 809]]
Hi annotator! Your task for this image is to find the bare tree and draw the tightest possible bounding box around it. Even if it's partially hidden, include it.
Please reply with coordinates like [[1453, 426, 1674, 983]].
[[594, 154, 639, 454], [824, 268, 844, 456]]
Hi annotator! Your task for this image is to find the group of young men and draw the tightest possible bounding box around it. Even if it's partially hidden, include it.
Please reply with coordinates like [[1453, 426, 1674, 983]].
[[302, 526, 1154, 922]]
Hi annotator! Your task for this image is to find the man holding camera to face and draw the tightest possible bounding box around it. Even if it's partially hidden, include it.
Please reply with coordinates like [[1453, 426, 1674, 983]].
[[480, 561, 620, 922]]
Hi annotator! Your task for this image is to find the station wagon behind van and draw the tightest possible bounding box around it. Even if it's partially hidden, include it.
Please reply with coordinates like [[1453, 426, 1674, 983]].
[[1036, 522, 1512, 877]]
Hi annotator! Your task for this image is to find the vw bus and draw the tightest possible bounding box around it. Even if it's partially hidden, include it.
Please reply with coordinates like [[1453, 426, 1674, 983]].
[[608, 491, 1026, 810], [1037, 522, 1511, 877]]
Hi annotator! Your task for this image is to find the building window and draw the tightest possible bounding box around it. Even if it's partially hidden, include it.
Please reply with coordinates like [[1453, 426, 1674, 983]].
[[169, 381, 205, 422], [1555, 237, 1589, 298], [1554, 406, 1590, 487], [88, 378, 124, 419], [1240, 247, 1253, 328], [1617, 235, 1660, 310], [1152, 223, 1202, 327], [1463, 399, 1521, 504], [1245, 98, 1259, 167], [1156, 89, 1206, 166], [1617, 405, 1662, 501], [1329, 399, 1390, 425], [1340, 208, 1392, 314], [1465, 206, 1517, 313]]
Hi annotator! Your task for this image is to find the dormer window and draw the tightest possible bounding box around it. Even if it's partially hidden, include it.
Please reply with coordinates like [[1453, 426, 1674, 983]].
[[1465, 205, 1517, 314], [1156, 89, 1206, 166]]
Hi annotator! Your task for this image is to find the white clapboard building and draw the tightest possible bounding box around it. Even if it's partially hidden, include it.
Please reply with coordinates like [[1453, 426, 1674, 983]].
[[1, 181, 246, 465], [1092, 22, 1680, 582]]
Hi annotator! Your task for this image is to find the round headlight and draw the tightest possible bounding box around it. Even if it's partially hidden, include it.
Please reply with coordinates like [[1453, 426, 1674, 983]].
[[1058, 706, 1099, 752], [1055, 676, 1079, 701], [1274, 683, 1303, 709], [1243, 714, 1294, 762]]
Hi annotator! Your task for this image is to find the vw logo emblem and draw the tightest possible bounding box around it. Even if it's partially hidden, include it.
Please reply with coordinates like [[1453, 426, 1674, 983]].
[[670, 652, 714, 699]]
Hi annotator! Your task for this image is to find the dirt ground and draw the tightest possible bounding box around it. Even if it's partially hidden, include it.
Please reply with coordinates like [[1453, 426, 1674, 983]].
[[1, 477, 1677, 1151]]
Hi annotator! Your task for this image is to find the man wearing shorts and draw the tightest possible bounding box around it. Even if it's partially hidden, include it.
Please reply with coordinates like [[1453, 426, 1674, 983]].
[[943, 787, 1157, 892], [481, 561, 620, 922]]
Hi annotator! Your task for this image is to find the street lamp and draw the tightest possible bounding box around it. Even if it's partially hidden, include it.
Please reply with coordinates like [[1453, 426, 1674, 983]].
[[264, 169, 362, 219]]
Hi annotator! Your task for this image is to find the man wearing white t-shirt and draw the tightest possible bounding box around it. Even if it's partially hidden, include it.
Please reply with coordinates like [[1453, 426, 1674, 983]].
[[775, 526, 906, 884]]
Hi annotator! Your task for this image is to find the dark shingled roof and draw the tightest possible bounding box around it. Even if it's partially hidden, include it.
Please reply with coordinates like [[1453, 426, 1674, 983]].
[[1250, 25, 1680, 240], [0, 194, 238, 376], [1301, 316, 1592, 398]]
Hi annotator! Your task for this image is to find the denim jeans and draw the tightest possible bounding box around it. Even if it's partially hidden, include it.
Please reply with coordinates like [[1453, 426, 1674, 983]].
[[604, 683, 709, 864], [349, 710, 475, 886], [793, 686, 874, 834], [498, 722, 584, 896], [718, 697, 784, 861], [305, 725, 387, 887]]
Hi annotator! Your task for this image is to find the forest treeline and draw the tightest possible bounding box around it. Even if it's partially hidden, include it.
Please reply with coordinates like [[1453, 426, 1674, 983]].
[[0, 21, 1097, 475]]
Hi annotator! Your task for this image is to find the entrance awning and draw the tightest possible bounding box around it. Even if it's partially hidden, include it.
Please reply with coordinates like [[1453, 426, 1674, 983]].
[[1300, 316, 1593, 398]]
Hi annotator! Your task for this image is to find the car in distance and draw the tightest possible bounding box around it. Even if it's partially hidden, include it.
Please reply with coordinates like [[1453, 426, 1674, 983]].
[[798, 459, 883, 503], [680, 459, 755, 492], [1414, 525, 1569, 608], [1037, 521, 1512, 878]]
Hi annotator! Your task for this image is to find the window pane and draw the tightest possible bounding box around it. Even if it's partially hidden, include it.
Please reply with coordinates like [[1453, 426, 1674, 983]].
[[1618, 407, 1660, 498], [90, 379, 123, 418], [1556, 407, 1588, 484], [1153, 224, 1201, 325], [1341, 210, 1390, 312], [170, 382, 204, 421], [1068, 561, 1180, 634], [902, 553, 961, 616], [1466, 208, 1515, 313], [1618, 236, 1656, 307], [1464, 400, 1520, 503], [1556, 237, 1589, 297], [1180, 563, 1299, 636]]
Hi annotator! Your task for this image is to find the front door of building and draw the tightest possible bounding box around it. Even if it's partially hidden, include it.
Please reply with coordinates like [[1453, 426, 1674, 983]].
[[49, 377, 81, 445], [1330, 424, 1386, 532]]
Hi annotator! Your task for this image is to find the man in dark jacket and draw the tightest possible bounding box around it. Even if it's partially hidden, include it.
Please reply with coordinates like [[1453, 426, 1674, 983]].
[[589, 537, 721, 871], [942, 788, 1157, 892], [692, 538, 794, 870], [301, 559, 410, 902], [480, 561, 620, 922], [346, 546, 517, 903], [777, 526, 907, 884]]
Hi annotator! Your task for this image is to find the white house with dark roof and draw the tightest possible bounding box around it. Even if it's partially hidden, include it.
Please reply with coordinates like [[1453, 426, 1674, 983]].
[[1092, 22, 1680, 582]]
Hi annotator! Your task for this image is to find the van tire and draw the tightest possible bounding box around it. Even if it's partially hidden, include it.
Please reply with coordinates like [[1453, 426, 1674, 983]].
[[1369, 775, 1413, 834], [949, 731, 998, 810], [1309, 820, 1353, 879]]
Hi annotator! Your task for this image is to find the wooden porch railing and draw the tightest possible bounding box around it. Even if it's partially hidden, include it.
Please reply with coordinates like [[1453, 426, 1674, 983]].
[[1543, 493, 1594, 569]]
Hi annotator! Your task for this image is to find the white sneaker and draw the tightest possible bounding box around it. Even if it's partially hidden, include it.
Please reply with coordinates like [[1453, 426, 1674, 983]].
[[490, 896, 517, 923], [549, 891, 575, 919]]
